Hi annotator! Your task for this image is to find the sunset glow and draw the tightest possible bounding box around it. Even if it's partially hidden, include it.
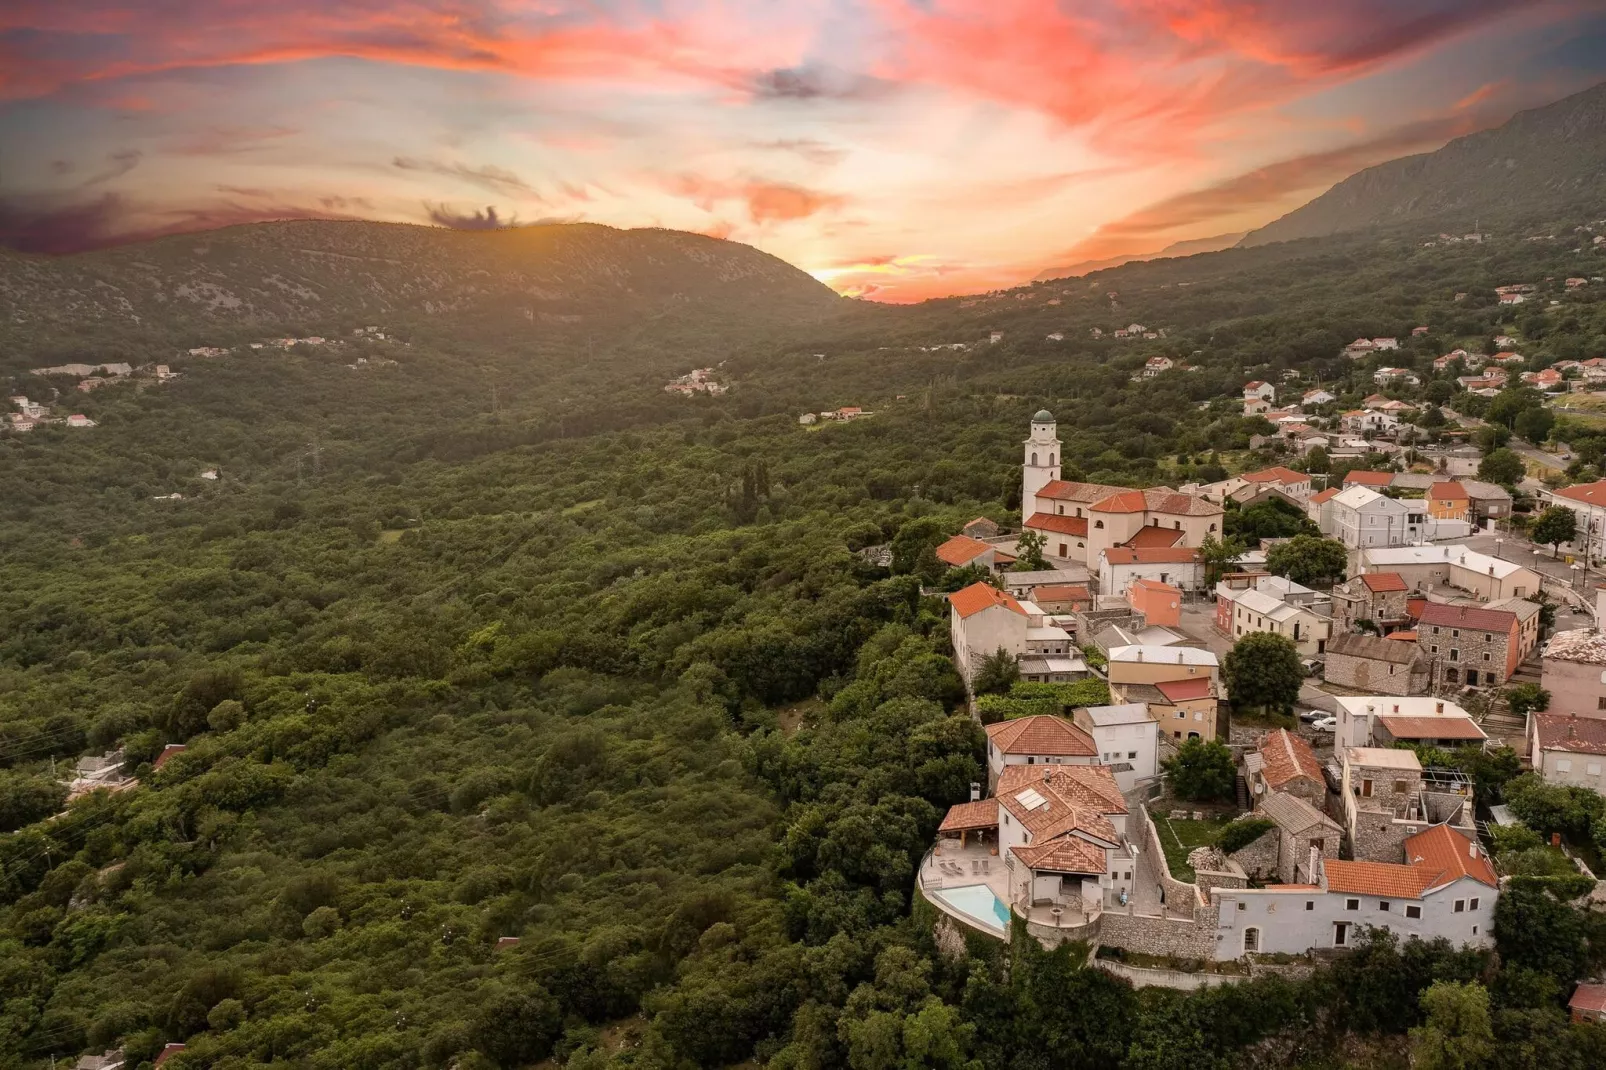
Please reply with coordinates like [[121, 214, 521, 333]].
[[3, 0, 1604, 300]]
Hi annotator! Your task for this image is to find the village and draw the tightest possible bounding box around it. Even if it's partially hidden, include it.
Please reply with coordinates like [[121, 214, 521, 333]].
[[916, 382, 1606, 999]]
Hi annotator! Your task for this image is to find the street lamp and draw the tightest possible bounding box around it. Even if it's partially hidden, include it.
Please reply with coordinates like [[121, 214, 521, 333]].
[[1494, 537, 1503, 561]]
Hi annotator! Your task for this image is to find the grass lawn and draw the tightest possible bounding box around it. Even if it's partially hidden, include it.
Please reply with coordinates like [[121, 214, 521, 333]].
[[1150, 808, 1232, 881]]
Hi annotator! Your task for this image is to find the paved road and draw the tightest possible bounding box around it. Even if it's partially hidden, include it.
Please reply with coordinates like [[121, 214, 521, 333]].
[[1510, 441, 1567, 471], [1461, 531, 1597, 628]]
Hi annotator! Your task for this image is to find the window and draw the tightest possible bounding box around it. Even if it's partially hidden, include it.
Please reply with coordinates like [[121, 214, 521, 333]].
[[1557, 759, 1573, 773], [1452, 629, 1460, 638], [1433, 626, 1441, 635], [1393, 780, 1408, 794], [1470, 898, 1480, 910], [1310, 838, 1324, 851], [1346, 898, 1359, 911], [1406, 905, 1421, 919], [1483, 651, 1492, 661], [1027, 756, 1036, 765], [1128, 751, 1137, 760], [1472, 925, 1478, 935], [1379, 900, 1391, 912], [1032, 452, 1038, 466], [1237, 902, 1246, 911], [1448, 648, 1459, 662], [1589, 763, 1603, 776], [1454, 900, 1465, 913], [1050, 454, 1056, 466], [1305, 901, 1315, 911], [1243, 927, 1260, 952], [1484, 633, 1492, 642], [1595, 697, 1606, 710], [1431, 645, 1439, 654], [1465, 670, 1479, 687], [1446, 668, 1459, 684], [1177, 711, 1185, 719]]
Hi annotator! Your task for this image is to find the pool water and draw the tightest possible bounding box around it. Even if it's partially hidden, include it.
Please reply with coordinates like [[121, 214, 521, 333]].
[[933, 884, 1011, 932]]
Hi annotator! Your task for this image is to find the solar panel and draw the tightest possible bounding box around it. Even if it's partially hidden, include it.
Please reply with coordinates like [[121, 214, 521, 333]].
[[1015, 787, 1048, 810]]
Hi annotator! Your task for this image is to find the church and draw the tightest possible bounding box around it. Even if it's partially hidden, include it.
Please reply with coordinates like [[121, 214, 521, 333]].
[[1021, 411, 1224, 567]]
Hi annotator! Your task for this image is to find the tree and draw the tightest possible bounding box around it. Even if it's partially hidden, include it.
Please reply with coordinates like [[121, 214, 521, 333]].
[[890, 517, 948, 581], [1223, 632, 1304, 716], [1504, 683, 1551, 719], [1198, 533, 1247, 584], [971, 648, 1019, 697], [1162, 738, 1236, 801], [1530, 507, 1577, 558], [1515, 406, 1555, 445], [1409, 981, 1494, 1070], [1266, 535, 1347, 587], [1303, 446, 1330, 473], [1012, 529, 1047, 571], [1478, 448, 1526, 488], [1227, 497, 1316, 542]]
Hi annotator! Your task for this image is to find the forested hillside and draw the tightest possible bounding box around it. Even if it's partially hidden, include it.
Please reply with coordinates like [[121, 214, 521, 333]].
[[3, 213, 1606, 1069], [1241, 80, 1606, 247]]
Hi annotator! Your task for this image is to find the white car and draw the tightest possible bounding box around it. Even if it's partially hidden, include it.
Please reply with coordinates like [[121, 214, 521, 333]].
[[1309, 716, 1337, 733]]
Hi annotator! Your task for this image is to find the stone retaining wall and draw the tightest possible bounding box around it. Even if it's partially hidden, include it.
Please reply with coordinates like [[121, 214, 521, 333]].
[[1094, 957, 1246, 990], [1136, 805, 1201, 918], [1230, 828, 1280, 881], [1098, 905, 1220, 960], [1025, 912, 1102, 949]]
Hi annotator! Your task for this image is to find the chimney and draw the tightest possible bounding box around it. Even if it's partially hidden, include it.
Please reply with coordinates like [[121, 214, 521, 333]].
[[1468, 840, 1477, 859], [970, 781, 981, 802], [1569, 722, 1577, 741], [1042, 768, 1050, 782], [1136, 649, 1145, 662], [1435, 701, 1444, 714], [1177, 651, 1185, 664]]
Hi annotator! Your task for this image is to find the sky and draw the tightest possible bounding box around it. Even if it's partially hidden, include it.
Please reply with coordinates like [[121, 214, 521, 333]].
[[2, 2, 1605, 302]]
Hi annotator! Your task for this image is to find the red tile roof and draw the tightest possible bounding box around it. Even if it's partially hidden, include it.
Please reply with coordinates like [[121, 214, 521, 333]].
[[949, 582, 1025, 620], [1310, 487, 1340, 504], [1324, 859, 1437, 899], [1428, 481, 1469, 501], [1091, 490, 1147, 513], [1026, 511, 1089, 537], [1011, 835, 1108, 875], [1037, 479, 1130, 503], [999, 762, 1127, 816], [1360, 572, 1408, 593], [1417, 602, 1517, 632], [1243, 466, 1306, 484], [153, 744, 186, 770], [1344, 471, 1394, 487], [1132, 578, 1181, 595], [1123, 525, 1185, 548], [1532, 714, 1606, 755], [1553, 480, 1606, 507], [1570, 984, 1606, 1015], [1377, 715, 1487, 741], [1143, 488, 1222, 516], [1387, 630, 1419, 642], [986, 715, 1098, 757], [1155, 677, 1212, 701], [939, 798, 999, 832], [1032, 583, 1090, 603], [1101, 547, 1200, 565], [1406, 823, 1497, 890], [935, 534, 993, 567], [1257, 728, 1323, 789]]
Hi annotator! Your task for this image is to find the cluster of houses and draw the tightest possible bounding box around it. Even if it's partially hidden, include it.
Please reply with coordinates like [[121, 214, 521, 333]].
[[799, 406, 874, 425], [663, 367, 729, 396], [924, 690, 1497, 962], [7, 394, 97, 431]]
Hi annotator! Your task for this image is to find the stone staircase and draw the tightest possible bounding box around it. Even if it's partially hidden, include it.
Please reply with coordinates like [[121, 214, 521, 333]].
[[1479, 692, 1529, 740], [1234, 773, 1250, 812]]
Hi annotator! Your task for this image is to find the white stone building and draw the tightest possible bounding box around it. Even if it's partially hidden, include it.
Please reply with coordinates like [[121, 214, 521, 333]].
[[1072, 703, 1160, 792], [1529, 714, 1606, 790], [1332, 696, 1477, 752], [1212, 824, 1496, 960], [1325, 486, 1428, 549], [948, 582, 1027, 685]]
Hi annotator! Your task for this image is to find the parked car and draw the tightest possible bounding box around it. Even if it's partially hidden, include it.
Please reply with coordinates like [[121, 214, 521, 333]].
[[1298, 709, 1325, 723], [1309, 716, 1337, 733]]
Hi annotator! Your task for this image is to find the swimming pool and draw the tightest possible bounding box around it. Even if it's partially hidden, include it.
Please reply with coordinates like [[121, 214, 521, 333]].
[[931, 884, 1011, 933]]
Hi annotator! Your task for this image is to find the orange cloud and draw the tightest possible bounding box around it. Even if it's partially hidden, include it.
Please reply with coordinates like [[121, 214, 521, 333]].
[[665, 175, 846, 225]]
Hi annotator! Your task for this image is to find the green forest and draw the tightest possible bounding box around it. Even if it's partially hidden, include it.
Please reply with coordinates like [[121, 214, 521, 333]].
[[2, 213, 1606, 1069]]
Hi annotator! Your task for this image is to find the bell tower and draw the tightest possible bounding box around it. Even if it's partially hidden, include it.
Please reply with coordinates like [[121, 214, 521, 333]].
[[1022, 410, 1060, 516]]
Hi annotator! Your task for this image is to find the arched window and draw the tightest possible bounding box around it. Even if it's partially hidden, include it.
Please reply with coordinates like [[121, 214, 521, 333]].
[[1031, 452, 1038, 466], [1050, 453, 1056, 466], [1094, 520, 1104, 529], [1209, 523, 1218, 532], [1243, 927, 1260, 952], [1445, 668, 1459, 684]]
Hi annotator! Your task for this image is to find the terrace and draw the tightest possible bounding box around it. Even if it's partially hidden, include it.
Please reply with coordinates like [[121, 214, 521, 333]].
[[920, 837, 1104, 937]]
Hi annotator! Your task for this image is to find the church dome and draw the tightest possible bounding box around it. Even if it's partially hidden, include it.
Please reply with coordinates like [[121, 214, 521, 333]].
[[1032, 409, 1054, 422]]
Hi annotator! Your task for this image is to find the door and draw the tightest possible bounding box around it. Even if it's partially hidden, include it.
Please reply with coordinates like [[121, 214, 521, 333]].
[[1334, 922, 1349, 947]]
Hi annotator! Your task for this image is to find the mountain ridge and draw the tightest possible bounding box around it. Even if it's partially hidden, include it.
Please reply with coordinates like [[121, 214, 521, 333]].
[[1032, 231, 1246, 283], [1240, 80, 1606, 247], [0, 219, 844, 356]]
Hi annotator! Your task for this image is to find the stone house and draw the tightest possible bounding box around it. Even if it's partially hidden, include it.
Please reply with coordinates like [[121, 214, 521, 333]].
[[1323, 633, 1429, 696], [1417, 601, 1523, 688], [1458, 480, 1512, 523], [1030, 583, 1091, 614], [994, 763, 1137, 916], [934, 534, 1009, 572], [1339, 747, 1475, 861], [1331, 571, 1413, 633], [1214, 824, 1496, 960], [1245, 728, 1325, 809], [1231, 791, 1343, 884], [1333, 696, 1479, 752]]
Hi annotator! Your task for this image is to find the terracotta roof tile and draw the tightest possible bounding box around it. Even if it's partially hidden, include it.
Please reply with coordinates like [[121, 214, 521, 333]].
[[1037, 480, 1131, 503], [986, 715, 1098, 757], [1011, 836, 1108, 875], [1032, 583, 1090, 603], [1418, 602, 1517, 632], [1311, 487, 1340, 504], [935, 534, 993, 566], [1101, 547, 1200, 565], [1553, 480, 1606, 507], [1324, 859, 1435, 899], [1256, 728, 1323, 790], [1243, 466, 1306, 484], [1533, 714, 1606, 755], [948, 582, 1025, 620], [1377, 714, 1487, 740], [1026, 511, 1089, 536], [1123, 525, 1185, 548], [1429, 481, 1469, 501], [1143, 488, 1222, 516], [1570, 984, 1606, 1014], [1405, 823, 1497, 890], [939, 798, 999, 832], [1155, 677, 1212, 701], [1360, 572, 1408, 593], [1091, 490, 1147, 513], [1344, 471, 1394, 487]]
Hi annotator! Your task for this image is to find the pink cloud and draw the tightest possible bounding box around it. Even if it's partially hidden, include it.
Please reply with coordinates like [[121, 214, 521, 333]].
[[665, 175, 846, 225]]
